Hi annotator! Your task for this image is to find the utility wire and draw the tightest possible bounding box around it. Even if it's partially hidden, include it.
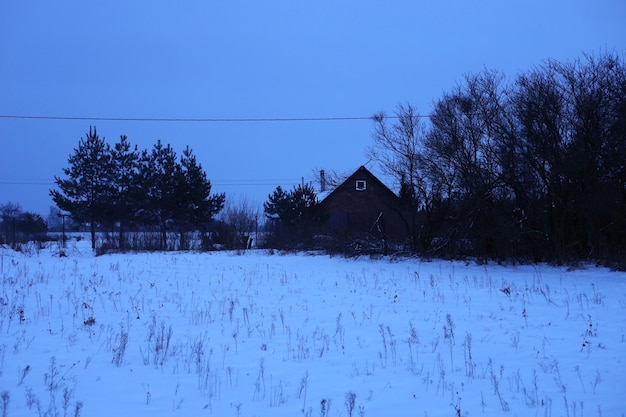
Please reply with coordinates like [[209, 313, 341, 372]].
[[0, 114, 414, 123], [0, 179, 303, 186]]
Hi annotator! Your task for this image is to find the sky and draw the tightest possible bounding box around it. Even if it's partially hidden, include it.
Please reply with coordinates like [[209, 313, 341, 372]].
[[1, 0, 625, 216]]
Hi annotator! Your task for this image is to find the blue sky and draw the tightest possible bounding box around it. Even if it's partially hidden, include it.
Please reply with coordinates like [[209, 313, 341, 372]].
[[1, 1, 625, 216]]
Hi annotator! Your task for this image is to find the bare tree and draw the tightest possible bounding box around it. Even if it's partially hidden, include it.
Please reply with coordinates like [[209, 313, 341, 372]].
[[215, 195, 259, 250], [369, 53, 626, 263], [513, 52, 626, 261], [310, 167, 349, 194], [367, 104, 434, 252], [0, 202, 22, 246], [425, 71, 518, 258]]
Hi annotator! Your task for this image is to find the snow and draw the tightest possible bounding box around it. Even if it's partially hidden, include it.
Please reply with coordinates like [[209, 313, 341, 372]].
[[1, 239, 625, 416]]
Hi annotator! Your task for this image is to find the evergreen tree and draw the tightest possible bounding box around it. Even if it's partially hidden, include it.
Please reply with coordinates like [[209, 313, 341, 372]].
[[50, 127, 113, 250], [16, 212, 47, 241], [175, 146, 225, 248], [263, 186, 290, 221], [109, 135, 142, 249], [263, 183, 320, 247], [140, 140, 180, 249], [288, 183, 318, 226], [264, 184, 318, 226]]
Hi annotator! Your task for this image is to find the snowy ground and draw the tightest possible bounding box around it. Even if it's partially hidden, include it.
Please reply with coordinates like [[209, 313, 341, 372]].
[[0, 239, 625, 417]]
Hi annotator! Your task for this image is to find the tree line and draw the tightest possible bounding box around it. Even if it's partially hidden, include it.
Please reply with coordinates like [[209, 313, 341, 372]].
[[50, 128, 225, 251], [15, 50, 624, 265], [367, 52, 625, 265], [0, 202, 48, 247]]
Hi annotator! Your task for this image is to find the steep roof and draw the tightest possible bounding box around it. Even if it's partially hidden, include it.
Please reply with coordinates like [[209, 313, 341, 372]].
[[318, 166, 400, 212]]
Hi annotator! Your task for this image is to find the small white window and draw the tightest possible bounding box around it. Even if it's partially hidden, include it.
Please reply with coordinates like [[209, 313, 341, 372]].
[[355, 180, 366, 191]]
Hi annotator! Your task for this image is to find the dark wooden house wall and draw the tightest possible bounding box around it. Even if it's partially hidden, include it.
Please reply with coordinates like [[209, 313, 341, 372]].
[[318, 166, 407, 241]]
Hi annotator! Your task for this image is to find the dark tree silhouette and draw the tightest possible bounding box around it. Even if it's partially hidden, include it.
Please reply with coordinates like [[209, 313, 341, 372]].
[[371, 52, 626, 264], [263, 183, 320, 248], [139, 140, 181, 249], [108, 135, 142, 249], [367, 104, 435, 252], [174, 146, 225, 249], [51, 127, 112, 250]]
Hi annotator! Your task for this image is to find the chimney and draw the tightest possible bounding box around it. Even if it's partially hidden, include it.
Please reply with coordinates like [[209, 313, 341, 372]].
[[320, 170, 326, 192]]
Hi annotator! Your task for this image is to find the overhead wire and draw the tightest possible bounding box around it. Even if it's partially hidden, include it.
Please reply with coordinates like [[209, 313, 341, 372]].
[[0, 114, 424, 122], [0, 112, 423, 188], [0, 178, 304, 187]]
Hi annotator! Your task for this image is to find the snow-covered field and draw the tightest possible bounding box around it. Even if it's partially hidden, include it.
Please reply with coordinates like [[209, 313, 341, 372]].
[[1, 239, 625, 417]]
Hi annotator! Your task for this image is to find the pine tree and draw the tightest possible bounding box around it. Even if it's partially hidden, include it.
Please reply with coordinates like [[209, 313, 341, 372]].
[[175, 146, 225, 249], [16, 212, 47, 241], [263, 183, 320, 248], [50, 127, 113, 250], [109, 135, 142, 249], [264, 184, 318, 226], [140, 140, 180, 249], [288, 183, 318, 226], [263, 186, 290, 221]]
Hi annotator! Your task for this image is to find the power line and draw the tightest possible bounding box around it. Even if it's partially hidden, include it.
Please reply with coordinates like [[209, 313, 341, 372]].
[[0, 178, 303, 186], [0, 114, 400, 123], [0, 180, 54, 185], [0, 115, 394, 122]]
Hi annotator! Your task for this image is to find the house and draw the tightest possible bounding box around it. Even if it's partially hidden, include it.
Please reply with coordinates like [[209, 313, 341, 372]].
[[317, 166, 407, 249]]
